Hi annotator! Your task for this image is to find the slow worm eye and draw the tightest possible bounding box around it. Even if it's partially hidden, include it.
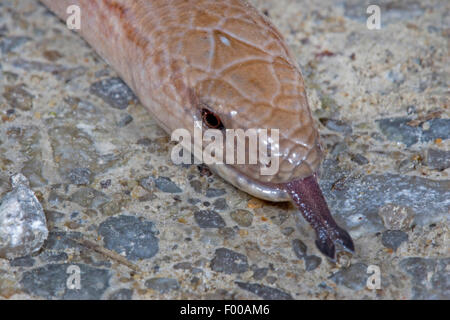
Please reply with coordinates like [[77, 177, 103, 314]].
[[201, 109, 224, 130]]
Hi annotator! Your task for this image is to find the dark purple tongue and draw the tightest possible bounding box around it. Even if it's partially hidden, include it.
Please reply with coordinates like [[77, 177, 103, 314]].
[[285, 175, 354, 259]]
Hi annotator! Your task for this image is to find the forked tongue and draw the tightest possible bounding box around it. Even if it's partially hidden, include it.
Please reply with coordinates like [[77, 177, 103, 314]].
[[284, 175, 354, 260]]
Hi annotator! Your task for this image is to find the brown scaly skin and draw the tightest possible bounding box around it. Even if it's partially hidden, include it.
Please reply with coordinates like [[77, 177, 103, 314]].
[[40, 0, 354, 259]]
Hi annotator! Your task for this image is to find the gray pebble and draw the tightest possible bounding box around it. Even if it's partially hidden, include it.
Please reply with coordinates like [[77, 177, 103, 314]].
[[67, 168, 93, 185], [3, 85, 34, 111], [426, 148, 450, 171], [9, 255, 35, 267], [0, 36, 30, 54], [304, 255, 322, 271], [235, 282, 293, 300], [21, 263, 111, 299], [154, 177, 182, 193], [205, 188, 226, 198], [212, 198, 228, 210], [252, 267, 269, 280], [89, 77, 137, 109], [351, 153, 369, 165], [377, 117, 450, 147], [292, 239, 307, 259], [189, 180, 202, 193], [381, 230, 408, 251], [98, 215, 159, 261], [108, 288, 133, 300], [145, 277, 180, 294], [117, 114, 133, 127], [194, 210, 226, 228], [330, 263, 368, 290], [210, 248, 249, 274], [69, 187, 110, 209], [321, 118, 353, 135], [377, 204, 415, 231], [230, 209, 253, 227]]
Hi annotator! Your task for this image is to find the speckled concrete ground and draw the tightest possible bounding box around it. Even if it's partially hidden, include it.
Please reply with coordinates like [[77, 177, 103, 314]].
[[0, 0, 448, 300]]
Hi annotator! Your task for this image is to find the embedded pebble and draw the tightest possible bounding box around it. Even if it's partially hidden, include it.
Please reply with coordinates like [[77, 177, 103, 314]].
[[320, 159, 449, 234], [252, 267, 269, 280], [89, 77, 137, 109], [108, 288, 133, 300], [426, 148, 450, 171], [230, 209, 253, 227], [0, 174, 48, 259], [21, 263, 111, 299], [205, 188, 226, 198], [377, 204, 415, 230], [330, 263, 368, 290], [304, 255, 322, 271], [67, 168, 93, 185], [235, 282, 293, 300], [145, 278, 180, 294], [0, 36, 30, 53], [210, 248, 249, 274], [3, 85, 34, 111], [292, 239, 307, 259], [98, 215, 159, 261], [194, 210, 226, 228], [377, 117, 450, 147], [117, 114, 133, 127], [154, 177, 182, 193], [381, 230, 408, 251], [212, 198, 228, 210]]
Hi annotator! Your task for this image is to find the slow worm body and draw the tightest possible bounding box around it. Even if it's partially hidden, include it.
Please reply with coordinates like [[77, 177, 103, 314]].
[[40, 0, 354, 259]]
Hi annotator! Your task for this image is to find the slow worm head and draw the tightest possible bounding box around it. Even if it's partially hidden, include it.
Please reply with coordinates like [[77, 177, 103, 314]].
[[40, 0, 353, 259]]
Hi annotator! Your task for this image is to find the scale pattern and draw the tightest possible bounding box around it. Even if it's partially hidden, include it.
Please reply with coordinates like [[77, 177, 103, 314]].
[[41, 0, 323, 185]]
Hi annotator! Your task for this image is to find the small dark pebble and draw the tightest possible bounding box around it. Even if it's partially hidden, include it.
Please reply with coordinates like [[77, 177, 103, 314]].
[[320, 118, 353, 135], [210, 248, 249, 274], [381, 230, 408, 251], [235, 282, 293, 300], [89, 77, 137, 109], [304, 255, 322, 271], [351, 153, 369, 165], [154, 177, 182, 193], [136, 137, 152, 146], [330, 263, 368, 290], [173, 262, 192, 270], [292, 239, 308, 259], [145, 278, 180, 294], [212, 198, 228, 210], [9, 255, 35, 267], [100, 179, 111, 189], [426, 148, 450, 171], [189, 180, 202, 193], [281, 227, 295, 236], [205, 188, 226, 198], [194, 210, 226, 228], [108, 288, 133, 300], [0, 36, 30, 54], [252, 267, 269, 280], [117, 114, 133, 127], [67, 168, 93, 185]]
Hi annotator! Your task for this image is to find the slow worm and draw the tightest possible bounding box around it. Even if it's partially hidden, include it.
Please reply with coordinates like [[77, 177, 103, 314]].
[[40, 0, 354, 259]]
